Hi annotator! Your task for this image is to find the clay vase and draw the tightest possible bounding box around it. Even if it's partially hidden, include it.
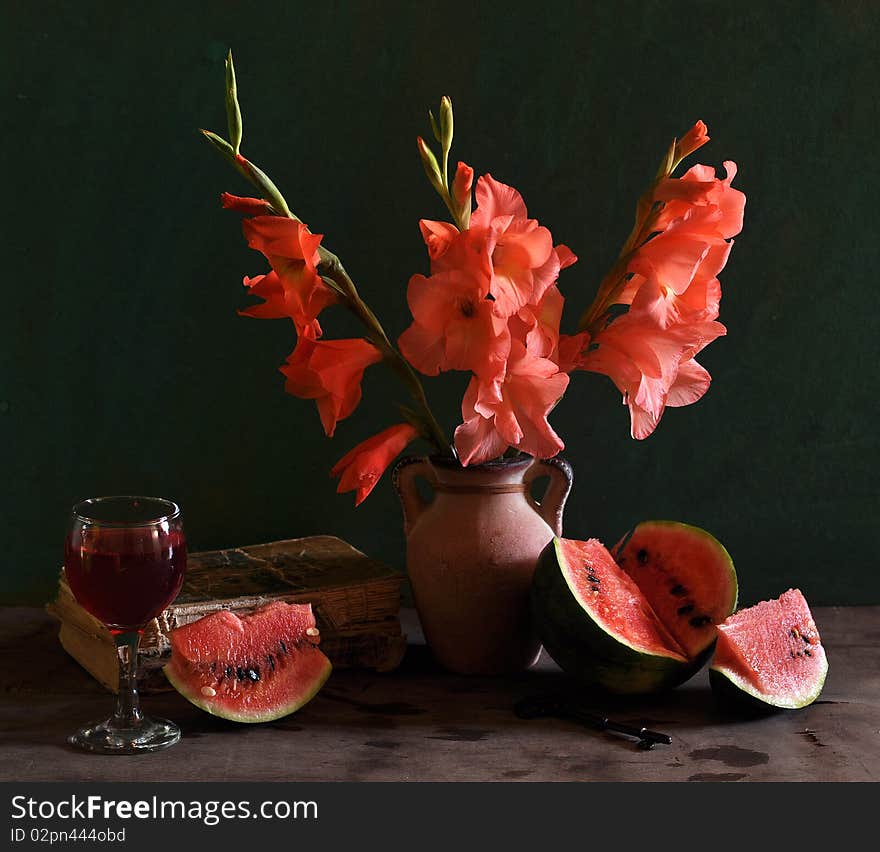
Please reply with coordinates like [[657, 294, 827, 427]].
[[393, 454, 573, 675]]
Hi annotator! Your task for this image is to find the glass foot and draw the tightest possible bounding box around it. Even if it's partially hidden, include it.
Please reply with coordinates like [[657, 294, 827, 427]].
[[69, 716, 181, 754]]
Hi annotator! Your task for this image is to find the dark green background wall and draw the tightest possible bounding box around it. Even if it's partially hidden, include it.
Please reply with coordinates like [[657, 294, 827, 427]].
[[3, 1, 878, 606]]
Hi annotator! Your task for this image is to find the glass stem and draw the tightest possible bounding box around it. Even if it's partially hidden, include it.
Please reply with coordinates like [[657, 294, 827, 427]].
[[113, 631, 143, 728]]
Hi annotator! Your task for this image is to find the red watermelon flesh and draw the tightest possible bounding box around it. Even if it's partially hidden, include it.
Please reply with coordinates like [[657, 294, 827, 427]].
[[558, 538, 688, 662], [711, 589, 828, 708], [164, 601, 332, 723]]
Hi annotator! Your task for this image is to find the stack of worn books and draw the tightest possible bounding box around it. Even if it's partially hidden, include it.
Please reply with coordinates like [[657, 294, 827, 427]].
[[47, 535, 407, 692]]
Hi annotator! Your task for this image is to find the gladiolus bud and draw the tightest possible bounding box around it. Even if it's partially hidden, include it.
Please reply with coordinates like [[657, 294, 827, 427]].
[[451, 161, 473, 227], [417, 136, 445, 194], [220, 192, 272, 215], [674, 120, 710, 165], [225, 50, 243, 155], [439, 96, 454, 151], [451, 161, 473, 205]]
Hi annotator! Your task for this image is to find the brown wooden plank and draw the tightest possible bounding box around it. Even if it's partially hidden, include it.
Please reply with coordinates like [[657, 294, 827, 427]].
[[0, 606, 877, 782]]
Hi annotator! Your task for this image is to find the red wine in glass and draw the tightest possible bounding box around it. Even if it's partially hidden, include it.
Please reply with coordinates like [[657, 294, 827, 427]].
[[64, 496, 187, 753]]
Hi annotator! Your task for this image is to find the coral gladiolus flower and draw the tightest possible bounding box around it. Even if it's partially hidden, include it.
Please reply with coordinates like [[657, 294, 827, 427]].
[[398, 269, 510, 379], [510, 285, 565, 359], [584, 313, 725, 439], [469, 175, 555, 317], [241, 216, 336, 331], [280, 335, 383, 437], [331, 423, 420, 505], [454, 342, 569, 465], [238, 270, 325, 338], [654, 161, 745, 240], [621, 244, 728, 329]]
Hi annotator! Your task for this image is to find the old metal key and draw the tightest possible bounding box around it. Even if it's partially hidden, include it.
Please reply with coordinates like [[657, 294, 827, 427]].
[[514, 694, 672, 750]]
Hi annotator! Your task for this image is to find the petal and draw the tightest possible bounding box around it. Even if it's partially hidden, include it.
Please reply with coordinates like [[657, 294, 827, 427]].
[[472, 173, 528, 225], [633, 232, 711, 295], [555, 244, 578, 270], [444, 303, 511, 378], [666, 358, 712, 408], [629, 399, 661, 440], [497, 219, 554, 268], [405, 273, 457, 332], [398, 321, 446, 376], [454, 414, 509, 466], [419, 219, 459, 261]]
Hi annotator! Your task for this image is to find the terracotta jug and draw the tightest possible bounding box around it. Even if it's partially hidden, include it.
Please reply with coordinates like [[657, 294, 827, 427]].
[[393, 454, 573, 675]]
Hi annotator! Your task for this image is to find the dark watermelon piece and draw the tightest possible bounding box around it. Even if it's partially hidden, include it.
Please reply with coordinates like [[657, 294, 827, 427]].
[[164, 601, 331, 723], [710, 589, 828, 711], [616, 520, 737, 659]]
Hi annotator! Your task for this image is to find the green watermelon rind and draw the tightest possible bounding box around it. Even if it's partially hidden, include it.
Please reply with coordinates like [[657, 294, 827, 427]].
[[617, 519, 739, 655], [709, 658, 828, 712], [164, 652, 332, 724], [532, 538, 705, 694]]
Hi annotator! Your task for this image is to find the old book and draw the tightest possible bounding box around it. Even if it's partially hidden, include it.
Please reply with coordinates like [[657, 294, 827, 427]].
[[48, 535, 408, 692]]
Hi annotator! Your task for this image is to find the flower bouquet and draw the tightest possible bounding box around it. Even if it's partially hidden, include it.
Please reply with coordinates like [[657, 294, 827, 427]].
[[200, 53, 744, 672]]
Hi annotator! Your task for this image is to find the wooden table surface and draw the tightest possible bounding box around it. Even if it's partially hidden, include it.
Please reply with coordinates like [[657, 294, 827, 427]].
[[2, 606, 877, 782]]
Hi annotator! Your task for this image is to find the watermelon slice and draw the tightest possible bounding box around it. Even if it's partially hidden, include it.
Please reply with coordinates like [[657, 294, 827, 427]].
[[710, 589, 828, 711], [164, 601, 332, 723], [532, 527, 737, 694], [616, 521, 738, 659]]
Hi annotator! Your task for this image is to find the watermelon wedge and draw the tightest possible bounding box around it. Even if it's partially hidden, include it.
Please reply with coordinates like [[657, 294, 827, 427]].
[[616, 521, 738, 659], [710, 589, 828, 711], [164, 601, 332, 723], [532, 527, 737, 694]]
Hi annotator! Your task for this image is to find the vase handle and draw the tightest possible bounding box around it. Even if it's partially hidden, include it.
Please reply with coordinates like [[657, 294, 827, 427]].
[[392, 456, 438, 537], [525, 457, 573, 537]]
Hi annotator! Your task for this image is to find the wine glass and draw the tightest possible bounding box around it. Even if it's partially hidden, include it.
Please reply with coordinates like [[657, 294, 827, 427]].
[[64, 496, 187, 753]]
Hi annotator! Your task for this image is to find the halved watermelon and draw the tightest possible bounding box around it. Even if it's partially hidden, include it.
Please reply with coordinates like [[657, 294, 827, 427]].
[[164, 601, 332, 723], [710, 589, 828, 711], [532, 526, 737, 694], [533, 538, 694, 694]]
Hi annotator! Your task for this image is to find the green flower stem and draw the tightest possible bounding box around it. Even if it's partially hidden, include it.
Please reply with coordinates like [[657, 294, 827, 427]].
[[317, 254, 451, 455], [202, 133, 452, 456], [577, 140, 677, 335]]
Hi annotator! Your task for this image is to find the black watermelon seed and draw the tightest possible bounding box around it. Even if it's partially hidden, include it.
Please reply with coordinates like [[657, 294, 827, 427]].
[[224, 665, 233, 679], [247, 667, 260, 682], [677, 603, 695, 616], [802, 635, 811, 644], [279, 639, 288, 654], [590, 585, 601, 593], [586, 574, 600, 583], [636, 549, 649, 564], [804, 649, 812, 657], [688, 615, 712, 628], [670, 584, 687, 597], [236, 666, 247, 681], [266, 654, 276, 672], [790, 651, 796, 658]]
